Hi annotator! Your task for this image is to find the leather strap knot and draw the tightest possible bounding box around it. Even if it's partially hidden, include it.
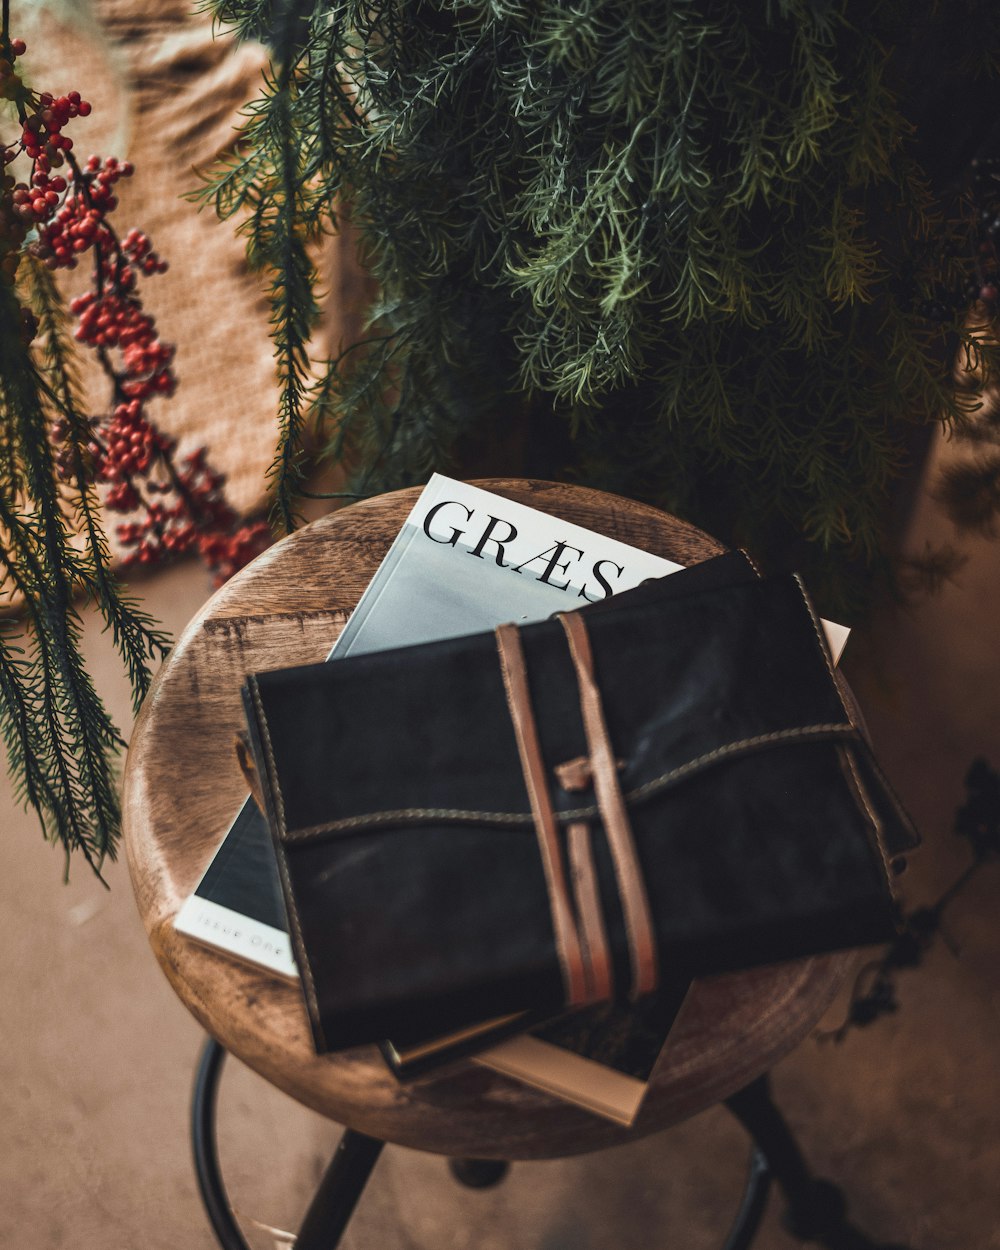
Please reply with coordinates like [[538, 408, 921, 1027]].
[[495, 612, 659, 1007]]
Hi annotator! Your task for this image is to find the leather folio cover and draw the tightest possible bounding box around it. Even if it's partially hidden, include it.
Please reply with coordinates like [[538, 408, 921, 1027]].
[[242, 556, 918, 1054]]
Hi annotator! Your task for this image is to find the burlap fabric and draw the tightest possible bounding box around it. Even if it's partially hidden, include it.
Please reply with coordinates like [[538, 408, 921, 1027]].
[[16, 0, 364, 560]]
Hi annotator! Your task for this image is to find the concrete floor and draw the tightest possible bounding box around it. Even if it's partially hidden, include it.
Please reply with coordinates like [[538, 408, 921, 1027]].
[[3, 447, 1000, 1249]]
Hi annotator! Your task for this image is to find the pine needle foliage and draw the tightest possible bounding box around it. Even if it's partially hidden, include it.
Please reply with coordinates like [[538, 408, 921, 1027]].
[[0, 260, 170, 874], [208, 0, 1000, 611]]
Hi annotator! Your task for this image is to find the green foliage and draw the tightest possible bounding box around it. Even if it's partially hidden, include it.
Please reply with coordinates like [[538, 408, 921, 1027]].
[[0, 261, 170, 873], [207, 0, 1000, 611]]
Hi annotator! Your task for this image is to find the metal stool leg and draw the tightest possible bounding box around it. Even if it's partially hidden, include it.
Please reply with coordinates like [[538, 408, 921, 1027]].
[[447, 1141, 770, 1248], [725, 1073, 909, 1250], [720, 1148, 772, 1250], [190, 1037, 820, 1250], [192, 1036, 383, 1250], [295, 1131, 384, 1250], [192, 1038, 253, 1250], [444, 1139, 769, 1247]]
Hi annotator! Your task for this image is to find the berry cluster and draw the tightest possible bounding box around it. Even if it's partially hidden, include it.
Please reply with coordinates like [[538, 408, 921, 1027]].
[[100, 399, 171, 479], [8, 169, 66, 225], [122, 226, 168, 277], [69, 290, 176, 401], [35, 156, 133, 270], [1, 39, 90, 287], [19, 88, 90, 158], [2, 32, 271, 587], [108, 448, 270, 586], [0, 172, 27, 284], [198, 521, 273, 587], [162, 450, 271, 586], [0, 39, 30, 286], [2, 44, 91, 239], [0, 38, 26, 104]]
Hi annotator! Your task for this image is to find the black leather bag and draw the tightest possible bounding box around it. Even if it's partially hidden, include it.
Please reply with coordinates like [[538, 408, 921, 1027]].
[[242, 558, 917, 1054]]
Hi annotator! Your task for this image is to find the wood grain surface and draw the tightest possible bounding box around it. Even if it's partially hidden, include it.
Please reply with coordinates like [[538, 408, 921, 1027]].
[[123, 480, 852, 1160]]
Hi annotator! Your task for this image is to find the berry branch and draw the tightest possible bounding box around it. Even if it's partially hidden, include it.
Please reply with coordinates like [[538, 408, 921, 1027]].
[[0, 23, 271, 870]]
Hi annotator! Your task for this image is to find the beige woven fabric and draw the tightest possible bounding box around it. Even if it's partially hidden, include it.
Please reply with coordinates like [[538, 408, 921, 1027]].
[[17, 0, 360, 563]]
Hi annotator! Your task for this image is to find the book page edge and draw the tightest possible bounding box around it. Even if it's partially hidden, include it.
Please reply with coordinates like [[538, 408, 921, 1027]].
[[474, 1034, 647, 1126]]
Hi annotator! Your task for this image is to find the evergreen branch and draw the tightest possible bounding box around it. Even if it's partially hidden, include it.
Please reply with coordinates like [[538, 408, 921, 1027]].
[[203, 0, 1000, 611], [0, 509, 116, 873], [0, 282, 123, 868], [196, 27, 328, 532], [0, 627, 65, 828], [258, 85, 320, 531], [21, 258, 171, 708]]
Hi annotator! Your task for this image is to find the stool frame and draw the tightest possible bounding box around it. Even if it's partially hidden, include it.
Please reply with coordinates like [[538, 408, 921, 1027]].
[[191, 1037, 906, 1250]]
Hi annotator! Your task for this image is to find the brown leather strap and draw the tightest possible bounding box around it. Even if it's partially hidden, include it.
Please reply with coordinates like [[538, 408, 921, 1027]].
[[495, 623, 589, 1006], [566, 820, 613, 1002], [559, 610, 659, 999]]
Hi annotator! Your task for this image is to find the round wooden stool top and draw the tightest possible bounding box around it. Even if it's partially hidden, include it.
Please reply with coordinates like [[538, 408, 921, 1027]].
[[124, 479, 852, 1161]]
